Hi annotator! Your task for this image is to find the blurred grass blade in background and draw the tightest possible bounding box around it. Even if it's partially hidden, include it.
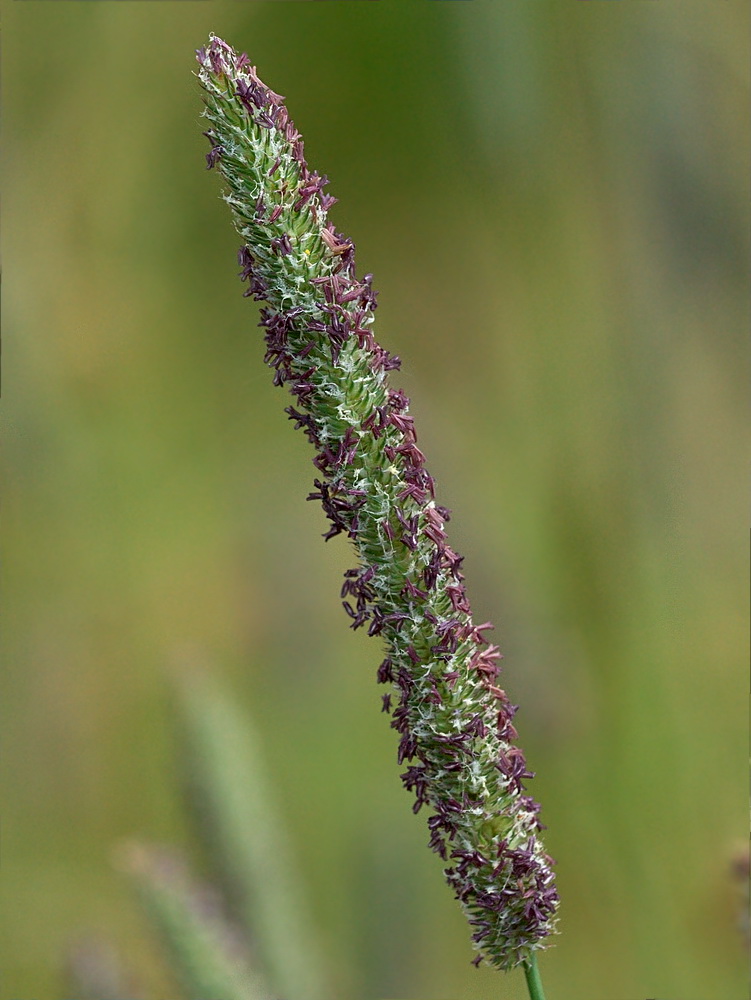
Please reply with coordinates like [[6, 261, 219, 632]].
[[65, 934, 141, 1000], [175, 666, 331, 1000], [117, 841, 270, 1000]]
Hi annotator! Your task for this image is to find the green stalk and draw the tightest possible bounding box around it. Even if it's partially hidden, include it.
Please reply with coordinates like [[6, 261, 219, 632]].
[[523, 954, 546, 1000]]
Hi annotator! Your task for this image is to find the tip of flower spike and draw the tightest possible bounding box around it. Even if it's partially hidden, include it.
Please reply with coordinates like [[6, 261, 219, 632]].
[[196, 34, 232, 77], [197, 35, 285, 105]]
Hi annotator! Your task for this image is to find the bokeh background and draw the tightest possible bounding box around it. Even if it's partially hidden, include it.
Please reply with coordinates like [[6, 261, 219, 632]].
[[4, 2, 748, 999]]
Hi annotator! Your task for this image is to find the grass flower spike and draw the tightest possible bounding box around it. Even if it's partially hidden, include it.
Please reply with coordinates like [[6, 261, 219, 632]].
[[196, 34, 559, 974]]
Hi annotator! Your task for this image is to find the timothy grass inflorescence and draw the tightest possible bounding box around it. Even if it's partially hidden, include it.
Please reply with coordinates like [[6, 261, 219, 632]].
[[196, 34, 558, 971]]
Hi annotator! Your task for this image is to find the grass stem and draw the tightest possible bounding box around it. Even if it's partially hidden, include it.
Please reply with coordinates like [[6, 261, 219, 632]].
[[523, 953, 546, 1000]]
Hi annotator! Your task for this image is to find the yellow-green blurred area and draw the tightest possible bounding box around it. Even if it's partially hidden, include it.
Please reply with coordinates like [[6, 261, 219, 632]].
[[4, 2, 748, 998]]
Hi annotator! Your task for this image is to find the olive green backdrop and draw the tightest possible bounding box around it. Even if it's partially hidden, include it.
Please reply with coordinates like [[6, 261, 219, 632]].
[[4, 2, 748, 999]]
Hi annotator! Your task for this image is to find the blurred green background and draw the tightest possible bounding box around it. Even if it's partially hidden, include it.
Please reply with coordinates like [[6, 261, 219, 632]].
[[4, 2, 748, 999]]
